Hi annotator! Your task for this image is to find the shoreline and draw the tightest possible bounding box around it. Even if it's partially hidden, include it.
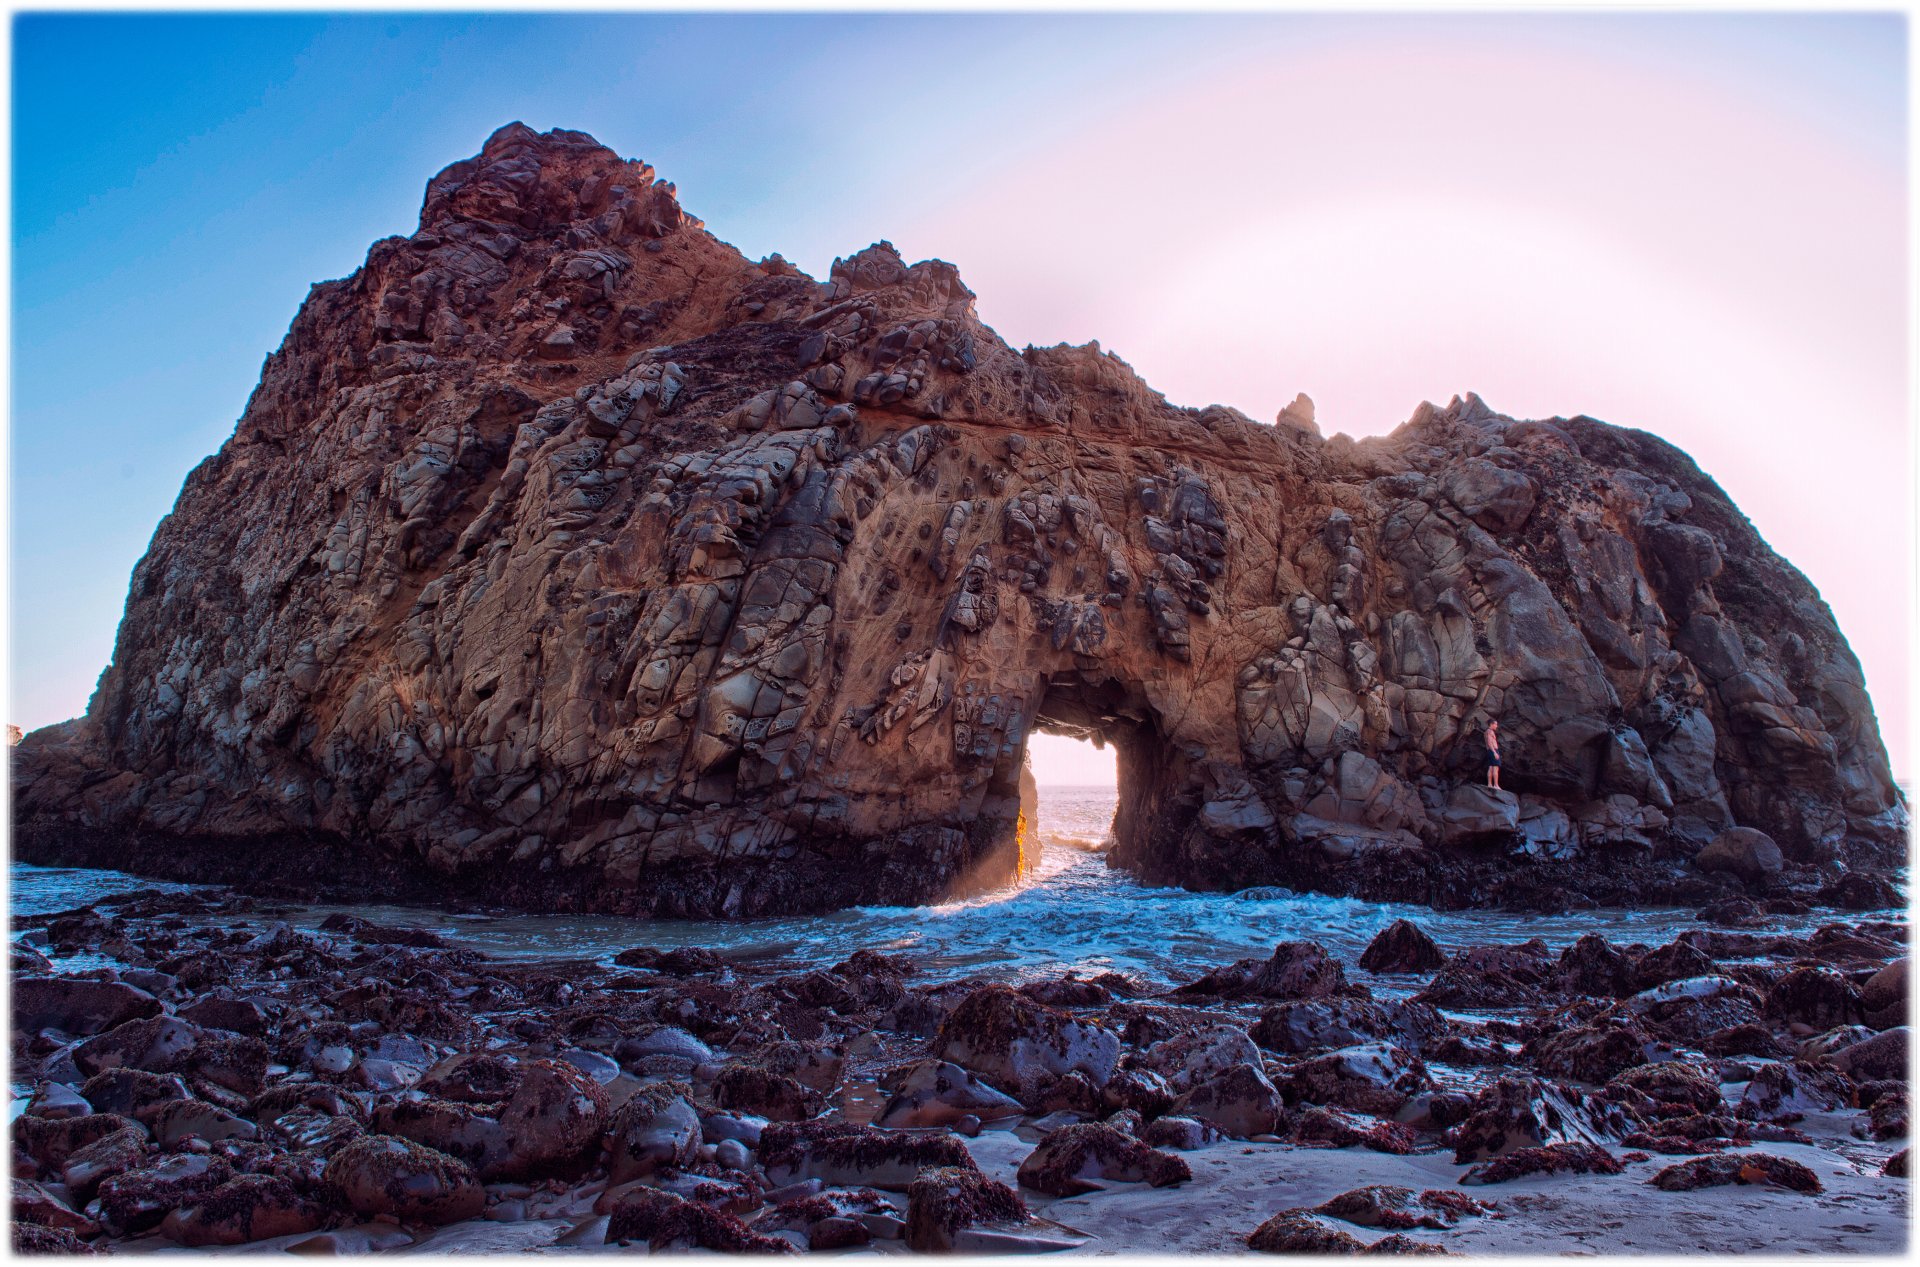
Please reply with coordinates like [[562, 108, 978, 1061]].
[[9, 880, 1910, 1255]]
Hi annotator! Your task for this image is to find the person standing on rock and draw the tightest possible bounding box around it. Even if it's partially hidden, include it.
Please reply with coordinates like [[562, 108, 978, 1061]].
[[1484, 720, 1502, 791]]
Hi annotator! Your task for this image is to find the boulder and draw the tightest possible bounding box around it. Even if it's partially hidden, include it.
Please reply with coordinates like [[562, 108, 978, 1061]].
[[1142, 1023, 1263, 1093], [1861, 959, 1907, 1029], [710, 1064, 825, 1122], [1444, 1076, 1633, 1163], [605, 1081, 701, 1182], [1649, 1152, 1822, 1194], [323, 1135, 485, 1225], [1693, 827, 1784, 883], [1765, 967, 1861, 1030], [1413, 941, 1553, 1010], [1247, 1210, 1369, 1253], [12, 978, 161, 1037], [1359, 920, 1448, 975], [93, 1154, 232, 1237], [1313, 1185, 1490, 1231], [759, 1121, 976, 1191], [1284, 1043, 1431, 1117], [605, 1185, 794, 1253], [1553, 934, 1636, 998], [1460, 1142, 1623, 1184], [1013, 1122, 1190, 1196], [876, 1060, 1023, 1128], [157, 1175, 324, 1246], [1175, 940, 1350, 1001], [1527, 1017, 1653, 1084], [930, 985, 1119, 1093], [905, 1165, 1028, 1252], [1829, 1028, 1908, 1082], [1251, 998, 1391, 1054], [1169, 1062, 1286, 1138]]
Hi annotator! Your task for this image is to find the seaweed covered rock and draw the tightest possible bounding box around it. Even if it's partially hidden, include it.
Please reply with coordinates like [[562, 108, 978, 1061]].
[[157, 1174, 324, 1247], [1413, 942, 1554, 1010], [760, 1121, 976, 1191], [1247, 1210, 1369, 1253], [1312, 1186, 1490, 1231], [1177, 941, 1349, 1001], [1460, 1142, 1624, 1185], [1014, 1122, 1191, 1196], [930, 985, 1119, 1093], [905, 1165, 1029, 1252], [1649, 1152, 1823, 1194], [322, 1134, 484, 1225], [605, 1081, 702, 1181], [606, 1185, 795, 1253], [1169, 1062, 1286, 1138], [1285, 1043, 1432, 1117], [1445, 1077, 1633, 1164]]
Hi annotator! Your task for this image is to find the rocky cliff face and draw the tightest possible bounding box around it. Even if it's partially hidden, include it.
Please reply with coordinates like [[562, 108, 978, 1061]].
[[12, 124, 1904, 916]]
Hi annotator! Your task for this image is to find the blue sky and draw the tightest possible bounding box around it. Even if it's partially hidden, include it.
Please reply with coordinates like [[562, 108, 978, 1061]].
[[9, 12, 1909, 785]]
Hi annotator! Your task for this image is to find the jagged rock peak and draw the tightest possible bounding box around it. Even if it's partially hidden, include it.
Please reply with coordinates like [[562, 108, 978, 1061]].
[[10, 125, 1904, 919]]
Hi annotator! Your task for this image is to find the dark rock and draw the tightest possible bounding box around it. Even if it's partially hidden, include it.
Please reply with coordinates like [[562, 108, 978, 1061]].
[[1445, 1076, 1634, 1163], [606, 1185, 794, 1253], [1527, 1016, 1652, 1084], [11, 1178, 98, 1236], [1650, 1152, 1823, 1194], [711, 1064, 825, 1122], [1313, 1186, 1490, 1231], [1829, 1027, 1908, 1082], [1359, 921, 1447, 975], [94, 1154, 233, 1236], [1014, 1122, 1190, 1196], [323, 1135, 484, 1224], [1553, 934, 1636, 998], [605, 1081, 701, 1182], [1169, 1062, 1286, 1138], [1291, 1106, 1418, 1154], [158, 1174, 324, 1246], [1607, 1061, 1722, 1114], [760, 1120, 975, 1191], [875, 1060, 1023, 1128], [1283, 1044, 1432, 1117], [1460, 1142, 1624, 1184], [1413, 942, 1553, 1010], [1694, 827, 1785, 883], [930, 985, 1118, 1094], [1702, 1023, 1789, 1059], [1817, 873, 1901, 912], [1139, 1114, 1226, 1151], [12, 977, 161, 1036], [905, 1165, 1028, 1252], [1176, 941, 1350, 1001], [1633, 941, 1718, 992], [1248, 1210, 1369, 1253], [1765, 967, 1861, 1030], [1252, 998, 1391, 1054], [1017, 975, 1113, 1007], [1862, 959, 1907, 1029]]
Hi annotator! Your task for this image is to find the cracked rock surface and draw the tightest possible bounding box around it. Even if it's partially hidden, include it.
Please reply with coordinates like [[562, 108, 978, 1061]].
[[10, 122, 1905, 917]]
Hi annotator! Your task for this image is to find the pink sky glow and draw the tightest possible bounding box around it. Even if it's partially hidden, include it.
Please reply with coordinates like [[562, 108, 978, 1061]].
[[883, 30, 1909, 788]]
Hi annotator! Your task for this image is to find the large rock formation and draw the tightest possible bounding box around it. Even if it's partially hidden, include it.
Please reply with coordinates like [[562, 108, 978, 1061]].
[[12, 124, 1904, 916]]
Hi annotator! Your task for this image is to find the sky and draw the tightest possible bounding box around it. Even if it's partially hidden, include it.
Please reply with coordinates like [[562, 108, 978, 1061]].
[[8, 11, 1910, 791]]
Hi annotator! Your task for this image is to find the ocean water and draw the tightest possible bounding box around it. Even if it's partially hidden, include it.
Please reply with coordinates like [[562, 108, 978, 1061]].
[[10, 784, 1905, 993]]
